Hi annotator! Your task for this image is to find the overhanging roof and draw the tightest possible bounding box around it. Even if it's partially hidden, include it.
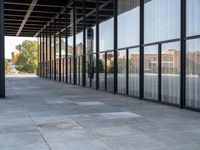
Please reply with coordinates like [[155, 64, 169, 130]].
[[4, 0, 115, 37]]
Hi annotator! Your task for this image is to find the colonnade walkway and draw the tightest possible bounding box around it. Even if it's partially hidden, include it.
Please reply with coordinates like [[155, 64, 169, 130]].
[[1, 75, 200, 150]]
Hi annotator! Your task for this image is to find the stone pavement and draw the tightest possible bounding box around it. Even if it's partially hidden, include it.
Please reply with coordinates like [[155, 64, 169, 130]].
[[1, 75, 200, 150]]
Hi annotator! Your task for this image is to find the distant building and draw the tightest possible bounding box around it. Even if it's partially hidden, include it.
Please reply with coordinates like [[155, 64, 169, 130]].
[[11, 50, 19, 65]]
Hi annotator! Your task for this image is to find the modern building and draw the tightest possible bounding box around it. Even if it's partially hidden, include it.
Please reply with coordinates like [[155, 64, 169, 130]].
[[0, 0, 200, 112]]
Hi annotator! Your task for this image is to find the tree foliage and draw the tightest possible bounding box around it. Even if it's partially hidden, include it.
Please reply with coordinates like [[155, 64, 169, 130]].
[[15, 40, 38, 73], [5, 59, 12, 74]]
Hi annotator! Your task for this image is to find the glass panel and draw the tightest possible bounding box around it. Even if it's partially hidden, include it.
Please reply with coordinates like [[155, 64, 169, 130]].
[[129, 48, 140, 97], [144, 45, 158, 100], [91, 54, 96, 89], [99, 53, 106, 90], [117, 50, 127, 94], [186, 0, 200, 37], [118, 0, 140, 48], [86, 55, 90, 87], [161, 42, 180, 104], [144, 0, 180, 44], [186, 39, 200, 108], [107, 51, 114, 92], [99, 1, 114, 52]]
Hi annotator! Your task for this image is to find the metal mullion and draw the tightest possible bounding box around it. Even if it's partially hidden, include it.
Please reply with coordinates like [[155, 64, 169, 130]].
[[96, 0, 99, 90], [65, 8, 68, 83], [43, 30, 45, 78], [180, 0, 186, 108], [46, 27, 48, 79], [82, 0, 86, 87], [73, 0, 77, 85], [105, 52, 107, 91], [158, 43, 162, 102], [59, 14, 62, 82], [139, 0, 144, 99], [126, 49, 129, 95], [49, 25, 52, 80], [113, 0, 118, 94], [54, 20, 56, 81], [39, 32, 42, 77]]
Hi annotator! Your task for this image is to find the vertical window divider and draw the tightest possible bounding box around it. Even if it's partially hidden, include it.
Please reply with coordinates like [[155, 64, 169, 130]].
[[73, 0, 77, 85], [39, 32, 42, 77], [158, 43, 162, 102], [54, 20, 56, 81], [105, 52, 107, 91], [46, 27, 48, 78], [82, 0, 86, 87], [43, 30, 45, 78], [114, 0, 118, 94], [65, 7, 68, 83], [49, 25, 52, 80], [126, 49, 129, 95], [96, 0, 99, 90], [59, 14, 62, 82], [140, 0, 144, 99], [180, 0, 186, 108]]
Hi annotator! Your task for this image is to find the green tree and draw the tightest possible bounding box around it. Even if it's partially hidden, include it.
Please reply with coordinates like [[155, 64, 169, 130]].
[[15, 40, 38, 73], [5, 59, 12, 74]]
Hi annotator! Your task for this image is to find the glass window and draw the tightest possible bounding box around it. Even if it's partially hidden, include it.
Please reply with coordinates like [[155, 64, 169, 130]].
[[99, 2, 114, 52], [186, 0, 200, 37], [91, 54, 96, 89], [86, 55, 90, 87], [118, 0, 140, 48], [186, 39, 200, 108], [144, 45, 158, 100], [118, 50, 127, 94], [144, 0, 180, 44], [99, 53, 106, 90], [107, 51, 114, 92], [161, 42, 180, 104], [129, 48, 140, 97]]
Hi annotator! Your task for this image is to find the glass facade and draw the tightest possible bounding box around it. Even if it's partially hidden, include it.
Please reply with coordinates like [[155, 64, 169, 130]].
[[38, 0, 200, 111], [161, 42, 180, 104]]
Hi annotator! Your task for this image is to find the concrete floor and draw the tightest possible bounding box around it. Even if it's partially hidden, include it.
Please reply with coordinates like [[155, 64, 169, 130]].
[[1, 75, 200, 150]]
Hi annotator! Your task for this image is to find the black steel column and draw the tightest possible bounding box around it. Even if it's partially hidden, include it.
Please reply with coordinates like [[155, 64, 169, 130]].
[[180, 0, 186, 108], [113, 0, 118, 94], [49, 25, 52, 79], [158, 43, 162, 102], [54, 20, 57, 80], [46, 27, 48, 78], [65, 8, 68, 83], [82, 0, 86, 87], [0, 0, 5, 98], [139, 0, 144, 99], [73, 1, 77, 84], [96, 0, 99, 90], [59, 14, 62, 82]]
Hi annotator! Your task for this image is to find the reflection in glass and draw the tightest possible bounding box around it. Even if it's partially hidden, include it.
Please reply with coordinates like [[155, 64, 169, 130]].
[[91, 54, 96, 89], [161, 42, 180, 104], [129, 48, 140, 97], [99, 53, 106, 90], [144, 45, 158, 100], [86, 55, 90, 87], [117, 50, 126, 94], [186, 0, 200, 37], [186, 39, 200, 108], [118, 0, 140, 48], [107, 51, 114, 92], [144, 0, 180, 44]]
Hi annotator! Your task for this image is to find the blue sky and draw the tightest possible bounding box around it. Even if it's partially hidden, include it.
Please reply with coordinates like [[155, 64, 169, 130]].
[[5, 36, 36, 59]]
